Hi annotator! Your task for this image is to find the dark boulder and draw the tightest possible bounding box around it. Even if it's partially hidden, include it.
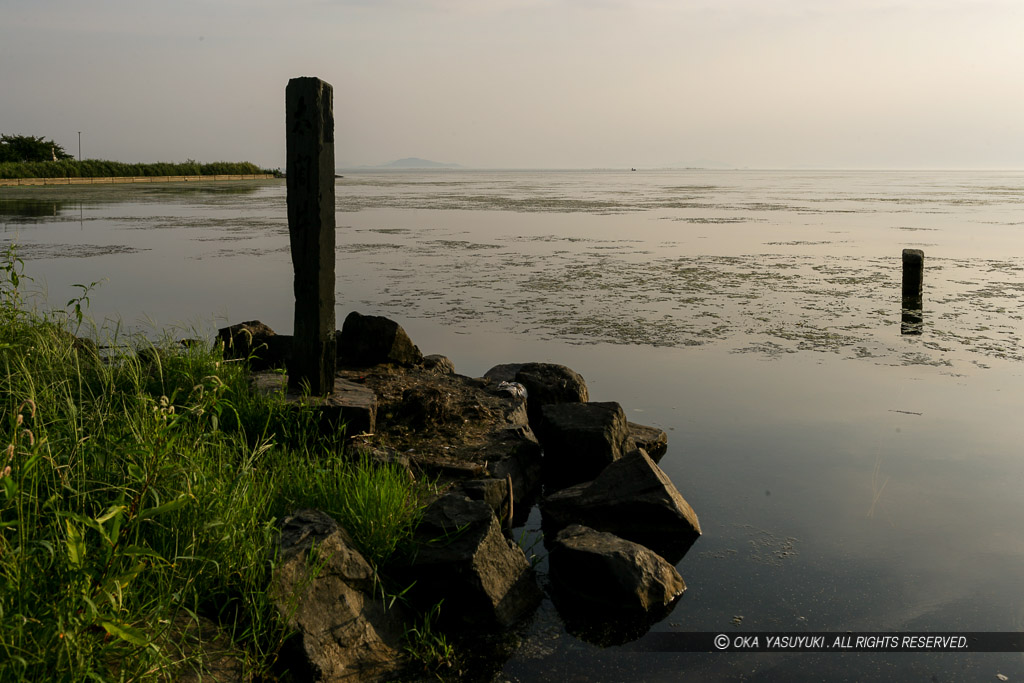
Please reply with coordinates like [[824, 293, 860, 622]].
[[398, 494, 541, 630], [514, 362, 589, 430], [536, 401, 632, 491], [218, 320, 291, 370], [548, 524, 686, 616], [541, 449, 701, 563], [338, 311, 423, 367], [482, 363, 525, 384], [628, 421, 668, 462], [271, 509, 406, 681]]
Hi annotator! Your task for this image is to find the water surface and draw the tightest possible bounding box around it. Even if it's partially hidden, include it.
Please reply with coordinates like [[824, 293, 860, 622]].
[[3, 170, 1024, 680]]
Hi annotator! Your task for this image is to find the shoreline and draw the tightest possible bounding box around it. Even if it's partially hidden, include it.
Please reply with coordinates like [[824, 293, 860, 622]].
[[0, 173, 277, 187]]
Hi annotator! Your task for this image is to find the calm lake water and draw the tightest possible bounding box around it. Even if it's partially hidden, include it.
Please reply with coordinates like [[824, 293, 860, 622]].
[[3, 170, 1024, 680]]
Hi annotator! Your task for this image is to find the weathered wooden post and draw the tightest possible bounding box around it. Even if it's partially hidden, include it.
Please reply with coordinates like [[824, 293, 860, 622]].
[[902, 249, 924, 301], [286, 77, 336, 394], [901, 248, 924, 335]]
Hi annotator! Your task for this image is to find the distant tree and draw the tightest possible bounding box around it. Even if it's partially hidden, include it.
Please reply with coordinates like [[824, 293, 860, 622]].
[[0, 134, 74, 162]]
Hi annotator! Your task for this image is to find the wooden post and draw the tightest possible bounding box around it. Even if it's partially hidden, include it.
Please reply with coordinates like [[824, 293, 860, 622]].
[[286, 77, 336, 394], [902, 249, 924, 301], [901, 248, 924, 335]]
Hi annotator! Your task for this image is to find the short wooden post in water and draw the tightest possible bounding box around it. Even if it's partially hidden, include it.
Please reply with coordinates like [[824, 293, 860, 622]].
[[286, 76, 336, 394], [901, 248, 924, 335], [902, 248, 924, 301]]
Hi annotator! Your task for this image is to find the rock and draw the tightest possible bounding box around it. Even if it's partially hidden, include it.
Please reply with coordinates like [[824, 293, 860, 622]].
[[338, 364, 544, 508], [423, 354, 456, 374], [541, 448, 701, 563], [514, 362, 589, 430], [218, 320, 291, 370], [483, 363, 525, 384], [484, 426, 543, 524], [536, 401, 632, 491], [338, 311, 423, 367], [399, 494, 541, 629], [271, 510, 406, 682], [548, 524, 686, 615], [628, 421, 668, 462], [458, 478, 512, 525], [252, 371, 377, 436]]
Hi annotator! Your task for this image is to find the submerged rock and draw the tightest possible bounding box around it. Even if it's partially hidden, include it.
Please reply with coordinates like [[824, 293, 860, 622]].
[[271, 509, 406, 682], [541, 448, 701, 563]]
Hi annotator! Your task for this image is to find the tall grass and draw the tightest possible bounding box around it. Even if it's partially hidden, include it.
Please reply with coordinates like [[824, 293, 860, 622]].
[[0, 246, 431, 680]]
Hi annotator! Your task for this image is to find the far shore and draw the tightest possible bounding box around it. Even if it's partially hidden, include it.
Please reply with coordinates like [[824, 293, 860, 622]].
[[0, 173, 278, 187]]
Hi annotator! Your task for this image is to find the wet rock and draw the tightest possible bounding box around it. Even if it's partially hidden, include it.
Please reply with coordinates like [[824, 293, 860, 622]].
[[338, 311, 423, 367], [537, 401, 632, 491], [218, 320, 291, 370], [399, 494, 541, 630], [423, 354, 456, 374], [514, 362, 589, 430], [628, 421, 669, 462], [541, 448, 701, 563], [271, 509, 406, 682], [548, 524, 686, 616]]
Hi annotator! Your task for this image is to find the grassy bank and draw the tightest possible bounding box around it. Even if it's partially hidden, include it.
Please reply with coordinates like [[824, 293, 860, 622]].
[[0, 246, 435, 680], [0, 160, 279, 180]]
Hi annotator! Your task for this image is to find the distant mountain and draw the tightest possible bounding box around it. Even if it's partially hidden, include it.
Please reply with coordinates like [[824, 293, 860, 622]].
[[376, 157, 462, 169]]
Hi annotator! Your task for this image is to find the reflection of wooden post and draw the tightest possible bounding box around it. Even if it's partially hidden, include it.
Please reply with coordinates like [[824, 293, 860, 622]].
[[901, 249, 924, 336], [286, 77, 336, 394]]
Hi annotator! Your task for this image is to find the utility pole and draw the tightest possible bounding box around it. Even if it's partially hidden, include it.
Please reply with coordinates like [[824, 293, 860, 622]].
[[77, 131, 81, 162]]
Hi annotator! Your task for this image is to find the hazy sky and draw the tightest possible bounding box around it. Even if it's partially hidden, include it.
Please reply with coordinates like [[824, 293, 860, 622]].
[[2, 0, 1023, 169]]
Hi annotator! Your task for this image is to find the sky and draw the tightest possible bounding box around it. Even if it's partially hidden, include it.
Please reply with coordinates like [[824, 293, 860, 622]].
[[2, 0, 1023, 170]]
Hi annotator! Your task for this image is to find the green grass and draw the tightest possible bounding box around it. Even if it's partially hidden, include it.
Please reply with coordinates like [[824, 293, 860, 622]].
[[0, 245, 433, 680]]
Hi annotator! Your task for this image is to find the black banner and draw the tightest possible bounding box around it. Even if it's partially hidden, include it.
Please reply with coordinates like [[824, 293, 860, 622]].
[[624, 632, 1024, 653]]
